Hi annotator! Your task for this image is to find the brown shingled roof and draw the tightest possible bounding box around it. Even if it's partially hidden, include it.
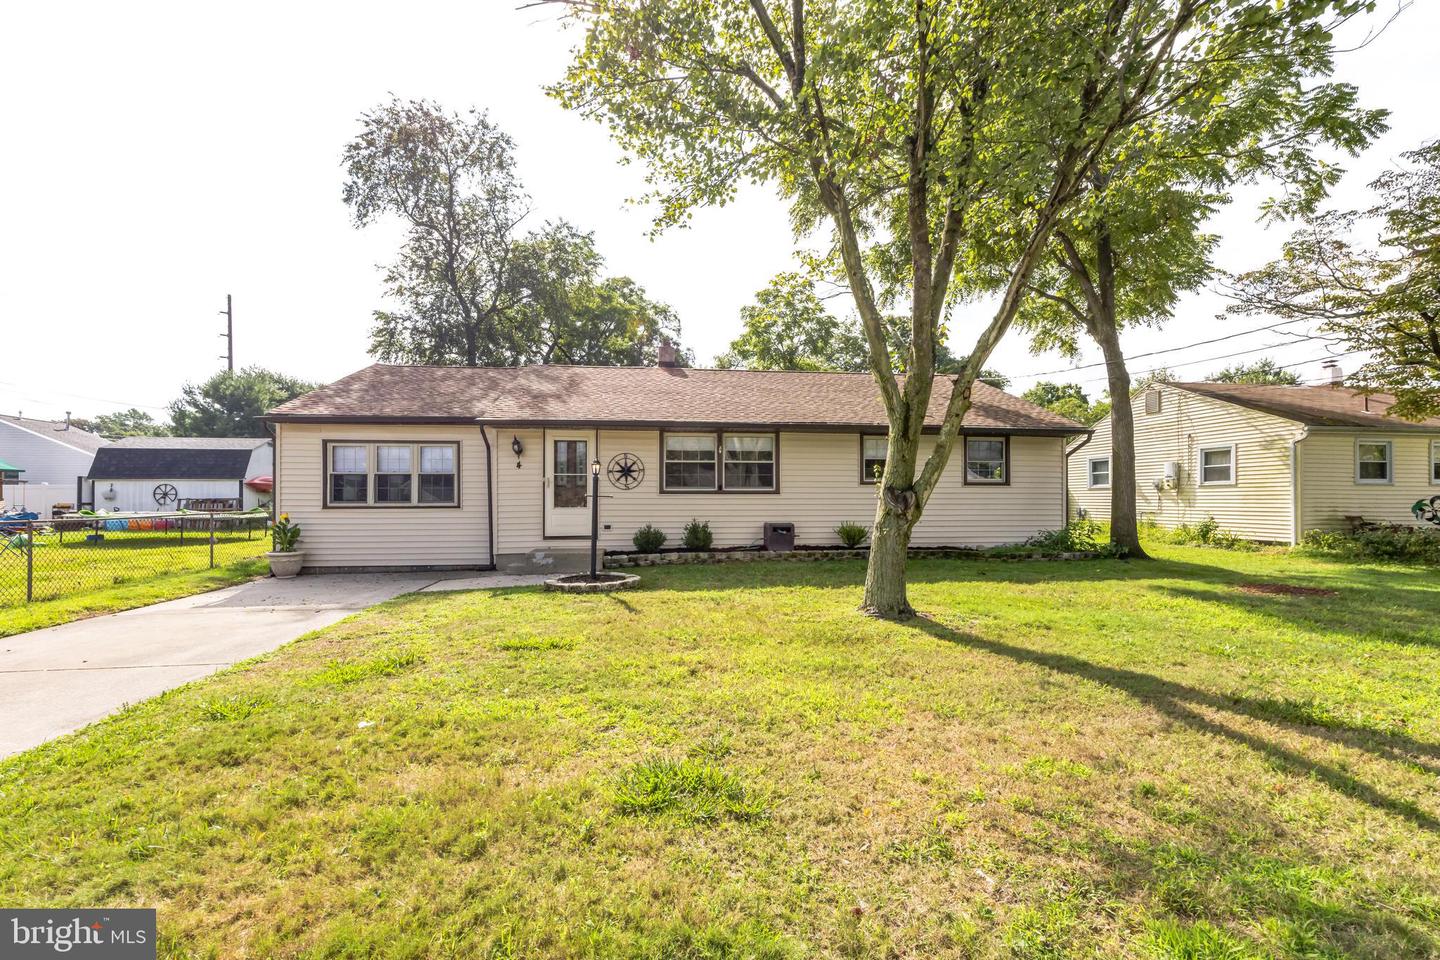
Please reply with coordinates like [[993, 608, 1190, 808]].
[[1173, 383, 1440, 431], [267, 364, 1088, 434]]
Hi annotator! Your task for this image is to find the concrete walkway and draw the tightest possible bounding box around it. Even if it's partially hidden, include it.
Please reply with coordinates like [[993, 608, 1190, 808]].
[[0, 572, 547, 758]]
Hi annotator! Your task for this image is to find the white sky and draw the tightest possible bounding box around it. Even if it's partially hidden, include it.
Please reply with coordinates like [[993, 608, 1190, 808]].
[[0, 1, 1431, 422]]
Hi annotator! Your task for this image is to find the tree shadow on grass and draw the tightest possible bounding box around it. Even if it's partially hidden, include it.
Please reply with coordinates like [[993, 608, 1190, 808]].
[[904, 614, 1440, 834]]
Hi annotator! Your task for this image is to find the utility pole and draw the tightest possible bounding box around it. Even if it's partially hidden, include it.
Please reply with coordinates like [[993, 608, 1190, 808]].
[[218, 293, 234, 372]]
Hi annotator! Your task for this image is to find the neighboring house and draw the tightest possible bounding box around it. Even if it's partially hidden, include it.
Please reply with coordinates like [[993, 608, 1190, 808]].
[[263, 362, 1089, 573], [87, 437, 274, 512], [0, 414, 110, 513], [1067, 382, 1440, 543]]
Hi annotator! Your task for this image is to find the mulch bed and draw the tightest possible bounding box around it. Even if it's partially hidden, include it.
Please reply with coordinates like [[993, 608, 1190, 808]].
[[1238, 582, 1339, 598]]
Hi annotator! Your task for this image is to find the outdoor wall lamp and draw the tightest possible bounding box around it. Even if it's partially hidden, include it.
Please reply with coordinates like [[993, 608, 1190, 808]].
[[511, 435, 524, 468]]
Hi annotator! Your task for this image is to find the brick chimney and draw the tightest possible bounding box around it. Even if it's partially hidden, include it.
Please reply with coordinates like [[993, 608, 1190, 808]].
[[657, 340, 680, 368]]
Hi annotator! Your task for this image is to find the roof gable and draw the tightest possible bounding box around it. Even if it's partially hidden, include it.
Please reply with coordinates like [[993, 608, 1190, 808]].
[[266, 364, 1088, 434], [0, 414, 110, 454]]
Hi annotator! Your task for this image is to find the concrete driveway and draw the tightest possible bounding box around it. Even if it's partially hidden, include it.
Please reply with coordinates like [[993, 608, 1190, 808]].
[[0, 572, 540, 758]]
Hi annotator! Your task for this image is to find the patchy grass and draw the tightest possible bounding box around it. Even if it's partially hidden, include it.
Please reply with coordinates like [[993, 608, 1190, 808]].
[[0, 557, 267, 638], [2, 543, 1439, 958]]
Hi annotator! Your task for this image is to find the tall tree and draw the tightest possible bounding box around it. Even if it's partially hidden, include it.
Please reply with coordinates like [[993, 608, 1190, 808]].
[[1229, 142, 1440, 419], [1021, 382, 1110, 426], [170, 367, 318, 438], [549, 0, 1377, 616], [73, 409, 171, 438], [1208, 358, 1302, 385], [344, 98, 685, 367]]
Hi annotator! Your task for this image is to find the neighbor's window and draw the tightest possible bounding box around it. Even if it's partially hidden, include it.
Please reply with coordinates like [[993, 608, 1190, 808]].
[[1357, 440, 1393, 484], [1088, 457, 1110, 488], [329, 444, 368, 504], [1431, 440, 1439, 484], [722, 434, 775, 490], [664, 434, 717, 490], [965, 437, 1007, 484], [861, 435, 887, 483], [1199, 445, 1235, 485], [326, 442, 459, 506], [375, 445, 413, 503]]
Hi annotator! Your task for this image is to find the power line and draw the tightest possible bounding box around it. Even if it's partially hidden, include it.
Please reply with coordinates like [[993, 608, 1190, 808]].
[[0, 380, 171, 414], [1011, 317, 1314, 380], [1040, 334, 1350, 388]]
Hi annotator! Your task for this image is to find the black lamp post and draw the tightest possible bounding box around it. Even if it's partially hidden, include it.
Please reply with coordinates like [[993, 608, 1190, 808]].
[[589, 458, 602, 579]]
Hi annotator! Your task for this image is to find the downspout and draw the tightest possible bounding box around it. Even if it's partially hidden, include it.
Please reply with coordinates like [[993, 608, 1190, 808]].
[[478, 422, 496, 569], [1290, 426, 1308, 545]]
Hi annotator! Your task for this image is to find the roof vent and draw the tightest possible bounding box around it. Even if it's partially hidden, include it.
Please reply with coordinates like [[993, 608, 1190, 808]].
[[657, 340, 680, 368]]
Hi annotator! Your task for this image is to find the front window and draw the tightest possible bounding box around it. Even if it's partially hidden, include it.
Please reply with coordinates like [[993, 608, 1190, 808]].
[[1199, 446, 1234, 485], [1357, 440, 1392, 484], [723, 434, 775, 490], [329, 445, 368, 504], [965, 437, 1007, 484], [664, 434, 717, 490], [1088, 457, 1110, 488], [861, 435, 886, 483], [1431, 440, 1439, 484], [326, 442, 458, 506]]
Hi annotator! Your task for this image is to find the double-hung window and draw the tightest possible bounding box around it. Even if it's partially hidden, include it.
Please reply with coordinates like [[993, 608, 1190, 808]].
[[1198, 445, 1235, 485], [1431, 440, 1440, 484], [326, 441, 459, 506], [860, 435, 887, 483], [1356, 439, 1392, 484], [964, 437, 1007, 484], [1088, 457, 1110, 488], [723, 434, 775, 490], [663, 435, 718, 491]]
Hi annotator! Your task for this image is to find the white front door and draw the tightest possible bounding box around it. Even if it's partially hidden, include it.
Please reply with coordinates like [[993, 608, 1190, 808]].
[[544, 431, 595, 537]]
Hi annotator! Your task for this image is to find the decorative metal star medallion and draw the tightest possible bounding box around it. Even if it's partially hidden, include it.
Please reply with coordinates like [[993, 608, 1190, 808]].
[[607, 452, 644, 490]]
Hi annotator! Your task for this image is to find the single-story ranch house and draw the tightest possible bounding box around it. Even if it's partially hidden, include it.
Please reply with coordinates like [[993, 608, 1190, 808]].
[[264, 363, 1089, 573], [87, 437, 274, 513], [0, 413, 109, 514], [1067, 381, 1440, 543]]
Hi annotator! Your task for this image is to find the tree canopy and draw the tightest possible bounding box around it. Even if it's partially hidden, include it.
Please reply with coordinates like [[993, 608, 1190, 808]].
[[1229, 141, 1440, 419], [169, 367, 318, 438], [1207, 358, 1302, 385], [344, 97, 686, 367], [1021, 382, 1111, 425], [72, 408, 171, 438]]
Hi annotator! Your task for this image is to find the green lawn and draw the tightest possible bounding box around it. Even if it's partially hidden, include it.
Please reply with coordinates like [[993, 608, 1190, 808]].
[[1, 523, 270, 609], [2, 545, 1438, 958]]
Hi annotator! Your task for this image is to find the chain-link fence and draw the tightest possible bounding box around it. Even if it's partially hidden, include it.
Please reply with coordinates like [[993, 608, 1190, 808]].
[[0, 512, 271, 606]]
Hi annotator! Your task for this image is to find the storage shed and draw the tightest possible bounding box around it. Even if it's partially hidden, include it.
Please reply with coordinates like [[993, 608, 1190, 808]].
[[86, 437, 274, 512]]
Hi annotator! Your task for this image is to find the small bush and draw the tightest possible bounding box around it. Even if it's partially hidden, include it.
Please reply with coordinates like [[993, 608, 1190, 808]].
[[1299, 525, 1440, 565], [1155, 515, 1249, 550], [1023, 516, 1104, 553], [682, 519, 714, 551], [834, 521, 869, 548], [633, 524, 667, 553]]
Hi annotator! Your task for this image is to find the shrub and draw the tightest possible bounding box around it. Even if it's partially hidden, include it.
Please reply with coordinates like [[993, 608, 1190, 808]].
[[1300, 525, 1440, 565], [1159, 515, 1248, 550], [682, 519, 713, 551], [834, 521, 869, 548], [633, 524, 666, 553], [1023, 516, 1104, 553]]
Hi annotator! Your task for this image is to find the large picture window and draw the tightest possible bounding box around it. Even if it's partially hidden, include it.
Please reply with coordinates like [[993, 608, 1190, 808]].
[[663, 435, 717, 490], [723, 434, 775, 490], [1198, 445, 1235, 485], [326, 441, 459, 506], [1356, 439, 1392, 484], [964, 437, 1008, 484], [861, 435, 887, 484]]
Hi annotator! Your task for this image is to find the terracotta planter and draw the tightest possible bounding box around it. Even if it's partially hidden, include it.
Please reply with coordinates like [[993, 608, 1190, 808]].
[[267, 550, 304, 579]]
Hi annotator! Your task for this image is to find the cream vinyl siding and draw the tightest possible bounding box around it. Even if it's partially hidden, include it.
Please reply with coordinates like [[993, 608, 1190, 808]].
[[1296, 429, 1440, 532], [1066, 386, 1305, 542], [495, 429, 1066, 552], [275, 423, 489, 568]]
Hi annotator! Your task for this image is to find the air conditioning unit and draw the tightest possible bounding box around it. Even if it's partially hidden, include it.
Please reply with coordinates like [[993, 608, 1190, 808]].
[[763, 521, 795, 552]]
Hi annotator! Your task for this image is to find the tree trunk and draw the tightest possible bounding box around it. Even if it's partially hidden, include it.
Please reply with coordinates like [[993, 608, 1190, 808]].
[[1089, 321, 1149, 559], [862, 504, 915, 618]]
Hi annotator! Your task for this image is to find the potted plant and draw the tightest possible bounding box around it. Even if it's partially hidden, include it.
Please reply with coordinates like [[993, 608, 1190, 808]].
[[267, 513, 304, 578]]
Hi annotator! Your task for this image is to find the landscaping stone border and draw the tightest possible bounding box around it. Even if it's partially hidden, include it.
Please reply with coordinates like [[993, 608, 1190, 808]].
[[544, 572, 642, 594], [604, 547, 1099, 568]]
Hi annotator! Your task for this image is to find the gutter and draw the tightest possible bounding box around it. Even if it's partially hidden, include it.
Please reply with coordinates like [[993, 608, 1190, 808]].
[[477, 422, 496, 569]]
